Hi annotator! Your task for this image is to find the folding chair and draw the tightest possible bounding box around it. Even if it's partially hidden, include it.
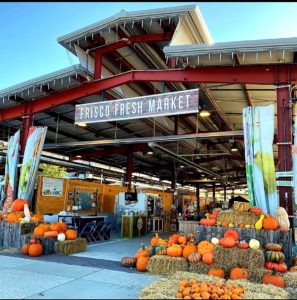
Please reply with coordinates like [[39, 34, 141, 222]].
[[99, 221, 113, 240], [79, 221, 97, 242], [89, 221, 105, 242]]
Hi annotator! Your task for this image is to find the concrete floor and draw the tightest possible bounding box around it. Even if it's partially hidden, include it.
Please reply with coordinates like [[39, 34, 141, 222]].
[[0, 232, 170, 299]]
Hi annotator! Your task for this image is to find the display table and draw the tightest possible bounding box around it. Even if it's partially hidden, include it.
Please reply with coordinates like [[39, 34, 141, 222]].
[[178, 220, 200, 238], [121, 215, 147, 239]]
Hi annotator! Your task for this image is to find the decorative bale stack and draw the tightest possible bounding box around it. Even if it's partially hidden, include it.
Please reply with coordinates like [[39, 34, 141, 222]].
[[146, 255, 189, 275], [0, 222, 37, 250], [216, 211, 259, 226], [54, 238, 87, 255]]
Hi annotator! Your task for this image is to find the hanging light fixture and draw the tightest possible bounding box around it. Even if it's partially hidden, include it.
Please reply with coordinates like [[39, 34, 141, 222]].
[[230, 142, 239, 152], [199, 101, 211, 117], [77, 123, 87, 127]]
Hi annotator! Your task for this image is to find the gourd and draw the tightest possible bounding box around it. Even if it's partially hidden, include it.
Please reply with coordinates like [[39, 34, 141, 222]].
[[19, 217, 30, 224], [265, 243, 283, 252], [157, 238, 167, 246], [167, 245, 183, 257], [34, 226, 46, 236], [22, 244, 30, 255], [264, 261, 287, 273], [135, 243, 150, 260], [249, 239, 260, 250], [265, 251, 285, 263], [250, 207, 263, 214], [28, 243, 43, 257], [11, 198, 28, 212], [136, 255, 150, 272], [202, 252, 214, 265], [121, 257, 136, 267], [197, 240, 215, 255], [224, 229, 239, 241], [219, 237, 236, 248], [230, 267, 249, 280], [187, 252, 201, 263], [200, 218, 216, 226], [177, 235, 188, 245], [255, 214, 265, 230], [238, 240, 249, 249], [234, 201, 250, 212], [211, 237, 219, 245], [57, 233, 66, 242], [65, 229, 77, 240], [262, 215, 279, 230], [182, 244, 197, 259], [155, 245, 167, 255], [150, 233, 160, 246], [275, 207, 290, 229], [167, 233, 181, 245], [44, 230, 59, 237], [7, 212, 24, 223], [207, 268, 225, 278], [262, 267, 285, 287]]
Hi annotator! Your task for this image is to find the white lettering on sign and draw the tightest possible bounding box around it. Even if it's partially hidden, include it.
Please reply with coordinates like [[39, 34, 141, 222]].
[[75, 89, 199, 124]]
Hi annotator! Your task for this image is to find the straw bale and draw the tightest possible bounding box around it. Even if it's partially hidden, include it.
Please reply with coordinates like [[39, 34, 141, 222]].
[[248, 267, 268, 283], [285, 287, 297, 299], [140, 279, 179, 299], [217, 211, 259, 225], [283, 272, 297, 287], [213, 245, 264, 274], [146, 255, 189, 276], [169, 271, 225, 285], [54, 238, 87, 255]]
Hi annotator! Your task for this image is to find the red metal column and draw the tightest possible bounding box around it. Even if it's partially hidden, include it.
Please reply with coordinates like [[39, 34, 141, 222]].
[[94, 49, 102, 80], [21, 104, 33, 155], [276, 85, 293, 216], [126, 146, 133, 191]]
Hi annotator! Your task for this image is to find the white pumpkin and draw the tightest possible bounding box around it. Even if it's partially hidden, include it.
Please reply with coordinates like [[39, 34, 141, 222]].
[[19, 217, 30, 224], [249, 239, 260, 250], [275, 207, 290, 229], [57, 233, 66, 242], [211, 237, 219, 245]]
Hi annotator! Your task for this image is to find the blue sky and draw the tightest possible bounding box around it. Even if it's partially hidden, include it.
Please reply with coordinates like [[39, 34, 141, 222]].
[[1, 2, 297, 89]]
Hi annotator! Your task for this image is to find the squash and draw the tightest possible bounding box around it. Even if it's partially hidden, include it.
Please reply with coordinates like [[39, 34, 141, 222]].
[[197, 240, 215, 255], [202, 252, 214, 265], [200, 218, 216, 226], [150, 233, 160, 247], [188, 252, 201, 263], [265, 243, 283, 252], [255, 214, 265, 230], [224, 229, 239, 241], [230, 267, 249, 280], [167, 245, 183, 257], [262, 268, 285, 287], [249, 239, 260, 250], [234, 201, 250, 212], [208, 268, 225, 278], [265, 251, 285, 263], [44, 230, 59, 238], [28, 243, 43, 257], [57, 233, 66, 242], [275, 207, 290, 229], [219, 237, 236, 248], [155, 245, 167, 255], [121, 256, 136, 267], [264, 261, 287, 273], [262, 215, 279, 230], [238, 240, 249, 249], [136, 255, 150, 272], [250, 207, 263, 214], [182, 244, 197, 259], [11, 199, 28, 212], [211, 237, 219, 245]]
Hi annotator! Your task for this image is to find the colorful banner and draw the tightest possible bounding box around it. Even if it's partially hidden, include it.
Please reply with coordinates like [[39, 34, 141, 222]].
[[2, 130, 20, 215], [17, 127, 47, 205], [243, 104, 277, 215]]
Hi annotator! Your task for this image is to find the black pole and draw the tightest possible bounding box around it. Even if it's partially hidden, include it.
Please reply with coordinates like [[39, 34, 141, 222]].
[[212, 183, 216, 207], [196, 183, 200, 213]]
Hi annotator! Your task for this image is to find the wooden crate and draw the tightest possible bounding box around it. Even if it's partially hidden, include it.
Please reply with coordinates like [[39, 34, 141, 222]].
[[0, 222, 37, 250], [196, 225, 293, 265]]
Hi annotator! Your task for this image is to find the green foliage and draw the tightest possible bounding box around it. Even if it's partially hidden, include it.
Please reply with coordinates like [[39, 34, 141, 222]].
[[38, 163, 67, 179]]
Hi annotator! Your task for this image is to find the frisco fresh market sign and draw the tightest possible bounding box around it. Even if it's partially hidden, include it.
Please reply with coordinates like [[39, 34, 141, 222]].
[[75, 89, 199, 124]]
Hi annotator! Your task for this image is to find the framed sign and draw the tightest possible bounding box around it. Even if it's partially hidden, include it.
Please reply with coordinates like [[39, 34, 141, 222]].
[[75, 89, 199, 124], [42, 177, 64, 197]]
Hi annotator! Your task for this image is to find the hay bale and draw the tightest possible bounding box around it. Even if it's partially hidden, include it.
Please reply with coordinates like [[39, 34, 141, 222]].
[[249, 267, 268, 283], [217, 211, 259, 225], [213, 245, 264, 275], [140, 271, 288, 300], [146, 255, 189, 276], [54, 238, 87, 255], [283, 272, 297, 287]]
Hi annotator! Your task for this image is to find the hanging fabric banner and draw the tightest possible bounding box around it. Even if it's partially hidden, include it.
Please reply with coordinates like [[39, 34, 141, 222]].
[[2, 130, 20, 215], [243, 104, 277, 215], [17, 127, 47, 206]]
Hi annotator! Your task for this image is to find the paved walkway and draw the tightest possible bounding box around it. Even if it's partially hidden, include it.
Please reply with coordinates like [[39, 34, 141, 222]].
[[0, 232, 170, 299]]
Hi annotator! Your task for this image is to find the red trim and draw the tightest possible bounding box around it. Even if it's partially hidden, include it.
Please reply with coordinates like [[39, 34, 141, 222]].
[[1, 64, 297, 122]]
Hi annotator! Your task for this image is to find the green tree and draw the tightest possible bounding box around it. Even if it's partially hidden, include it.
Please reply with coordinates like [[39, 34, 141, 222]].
[[38, 163, 67, 179]]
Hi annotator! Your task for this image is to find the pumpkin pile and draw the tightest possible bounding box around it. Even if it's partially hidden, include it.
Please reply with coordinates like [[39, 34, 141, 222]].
[[22, 236, 43, 257], [32, 222, 77, 241], [264, 243, 287, 273], [175, 278, 245, 299]]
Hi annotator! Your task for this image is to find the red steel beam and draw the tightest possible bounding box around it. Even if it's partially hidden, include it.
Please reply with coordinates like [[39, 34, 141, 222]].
[[1, 64, 297, 122]]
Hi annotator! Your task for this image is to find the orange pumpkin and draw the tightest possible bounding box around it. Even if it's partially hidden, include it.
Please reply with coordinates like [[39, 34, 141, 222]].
[[219, 237, 236, 248], [44, 230, 59, 237], [65, 229, 77, 240], [224, 229, 239, 241], [230, 267, 249, 280], [200, 218, 216, 226], [22, 244, 30, 255], [249, 207, 263, 214], [167, 246, 183, 257], [30, 214, 44, 222], [262, 215, 279, 230], [208, 268, 225, 278], [262, 267, 285, 287], [6, 212, 24, 223], [136, 255, 150, 272], [11, 198, 28, 212], [28, 243, 43, 257], [49, 223, 61, 232], [58, 222, 67, 232], [33, 226, 46, 236], [221, 221, 229, 227], [182, 244, 197, 259], [135, 243, 150, 260], [150, 233, 160, 246], [178, 235, 188, 245], [202, 252, 214, 265], [197, 240, 215, 255], [38, 223, 51, 231], [167, 233, 181, 245]]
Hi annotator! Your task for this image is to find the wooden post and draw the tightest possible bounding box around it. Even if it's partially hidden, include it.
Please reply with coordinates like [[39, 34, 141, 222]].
[[196, 183, 200, 213]]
